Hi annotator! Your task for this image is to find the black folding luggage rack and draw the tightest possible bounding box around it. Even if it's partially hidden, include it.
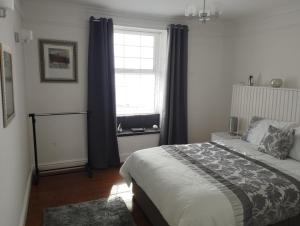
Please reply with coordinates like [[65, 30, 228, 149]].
[[28, 112, 92, 185]]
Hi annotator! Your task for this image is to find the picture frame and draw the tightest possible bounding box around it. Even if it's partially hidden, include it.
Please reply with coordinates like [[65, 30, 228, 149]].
[[0, 43, 15, 128], [39, 39, 78, 83]]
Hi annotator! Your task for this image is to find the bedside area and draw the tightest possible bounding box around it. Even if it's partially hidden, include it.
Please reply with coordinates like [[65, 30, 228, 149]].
[[211, 132, 241, 142]]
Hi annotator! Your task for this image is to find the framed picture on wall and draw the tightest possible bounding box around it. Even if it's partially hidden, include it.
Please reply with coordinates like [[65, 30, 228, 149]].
[[0, 43, 15, 128], [39, 39, 78, 82]]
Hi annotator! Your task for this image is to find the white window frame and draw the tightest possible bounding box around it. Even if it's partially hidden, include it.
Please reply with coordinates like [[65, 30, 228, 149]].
[[113, 26, 165, 116]]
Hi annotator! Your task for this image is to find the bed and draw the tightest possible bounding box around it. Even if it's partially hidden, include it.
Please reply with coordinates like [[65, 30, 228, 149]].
[[120, 139, 300, 226]]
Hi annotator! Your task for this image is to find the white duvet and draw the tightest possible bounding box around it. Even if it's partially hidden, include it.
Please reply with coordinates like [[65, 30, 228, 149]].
[[120, 139, 300, 226]]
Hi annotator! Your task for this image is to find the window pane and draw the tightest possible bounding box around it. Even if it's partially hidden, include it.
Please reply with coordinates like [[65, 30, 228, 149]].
[[115, 73, 156, 115], [115, 57, 124, 68], [124, 58, 140, 69], [141, 59, 153, 70], [114, 30, 159, 115], [141, 47, 153, 58], [124, 34, 140, 46], [114, 45, 123, 57], [141, 35, 154, 47], [124, 46, 140, 58], [114, 33, 123, 45]]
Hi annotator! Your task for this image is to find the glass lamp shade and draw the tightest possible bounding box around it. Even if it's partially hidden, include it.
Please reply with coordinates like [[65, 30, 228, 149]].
[[229, 116, 238, 135], [199, 10, 210, 17], [199, 16, 211, 22]]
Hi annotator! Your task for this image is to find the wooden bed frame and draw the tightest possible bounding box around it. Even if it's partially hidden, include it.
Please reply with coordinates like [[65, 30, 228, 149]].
[[132, 179, 300, 226]]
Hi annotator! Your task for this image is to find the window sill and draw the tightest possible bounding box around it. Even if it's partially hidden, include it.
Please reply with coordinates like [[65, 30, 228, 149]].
[[117, 129, 160, 137]]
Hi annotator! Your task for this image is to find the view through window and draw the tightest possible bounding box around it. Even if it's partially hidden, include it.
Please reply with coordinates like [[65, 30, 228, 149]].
[[114, 28, 161, 115]]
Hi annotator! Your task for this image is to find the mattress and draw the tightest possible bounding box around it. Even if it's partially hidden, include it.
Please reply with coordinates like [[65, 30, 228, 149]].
[[120, 139, 300, 226]]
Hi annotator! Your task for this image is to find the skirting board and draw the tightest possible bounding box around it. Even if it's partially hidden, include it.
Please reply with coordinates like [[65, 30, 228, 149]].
[[18, 165, 33, 226], [39, 155, 131, 171], [39, 159, 87, 171]]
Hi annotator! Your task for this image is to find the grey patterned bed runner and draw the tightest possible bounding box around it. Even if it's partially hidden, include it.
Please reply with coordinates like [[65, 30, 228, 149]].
[[162, 142, 300, 226]]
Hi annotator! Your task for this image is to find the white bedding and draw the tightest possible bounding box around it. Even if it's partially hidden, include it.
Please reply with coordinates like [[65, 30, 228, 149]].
[[120, 139, 300, 226]]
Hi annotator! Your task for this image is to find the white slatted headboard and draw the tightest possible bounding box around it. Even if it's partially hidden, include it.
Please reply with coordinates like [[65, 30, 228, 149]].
[[231, 85, 300, 134]]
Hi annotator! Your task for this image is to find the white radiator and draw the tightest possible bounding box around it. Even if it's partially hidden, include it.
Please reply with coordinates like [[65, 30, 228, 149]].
[[231, 85, 300, 134]]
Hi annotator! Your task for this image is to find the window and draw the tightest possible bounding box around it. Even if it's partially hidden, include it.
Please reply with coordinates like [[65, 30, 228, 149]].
[[114, 28, 162, 116]]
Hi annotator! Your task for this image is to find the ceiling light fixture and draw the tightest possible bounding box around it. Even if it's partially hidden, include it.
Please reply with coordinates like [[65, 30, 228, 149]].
[[185, 0, 221, 24], [199, 0, 210, 23]]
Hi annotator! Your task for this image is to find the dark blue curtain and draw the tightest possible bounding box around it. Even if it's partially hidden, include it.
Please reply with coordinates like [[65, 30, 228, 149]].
[[160, 24, 188, 145], [87, 17, 120, 169]]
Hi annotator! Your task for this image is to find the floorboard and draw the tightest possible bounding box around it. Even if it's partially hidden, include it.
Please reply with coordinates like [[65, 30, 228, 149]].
[[25, 167, 151, 226]]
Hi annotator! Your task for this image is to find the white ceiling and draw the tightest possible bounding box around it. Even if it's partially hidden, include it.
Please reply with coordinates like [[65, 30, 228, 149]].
[[60, 0, 300, 19]]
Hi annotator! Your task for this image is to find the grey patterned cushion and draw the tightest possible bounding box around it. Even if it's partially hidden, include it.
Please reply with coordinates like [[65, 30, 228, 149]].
[[241, 116, 263, 141], [258, 125, 295, 160]]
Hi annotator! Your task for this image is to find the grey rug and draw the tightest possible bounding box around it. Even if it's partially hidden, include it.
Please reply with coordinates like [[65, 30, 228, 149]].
[[43, 197, 136, 226]]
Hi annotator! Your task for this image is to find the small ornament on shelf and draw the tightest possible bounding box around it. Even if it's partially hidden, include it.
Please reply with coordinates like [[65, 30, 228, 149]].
[[270, 78, 283, 88], [248, 75, 254, 86]]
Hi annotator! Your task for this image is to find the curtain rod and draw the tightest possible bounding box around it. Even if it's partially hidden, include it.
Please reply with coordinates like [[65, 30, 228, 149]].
[[90, 17, 112, 21], [28, 112, 88, 117]]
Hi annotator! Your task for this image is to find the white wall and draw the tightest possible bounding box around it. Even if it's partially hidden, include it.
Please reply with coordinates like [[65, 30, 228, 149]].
[[118, 134, 159, 162], [23, 0, 90, 168], [188, 21, 234, 142], [22, 0, 233, 168], [0, 2, 32, 226], [231, 5, 300, 88]]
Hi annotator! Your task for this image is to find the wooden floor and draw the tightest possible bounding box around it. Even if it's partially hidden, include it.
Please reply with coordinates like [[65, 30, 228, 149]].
[[25, 167, 151, 226]]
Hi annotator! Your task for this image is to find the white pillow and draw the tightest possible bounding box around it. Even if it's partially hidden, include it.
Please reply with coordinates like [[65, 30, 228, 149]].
[[245, 117, 296, 146], [289, 127, 300, 161]]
